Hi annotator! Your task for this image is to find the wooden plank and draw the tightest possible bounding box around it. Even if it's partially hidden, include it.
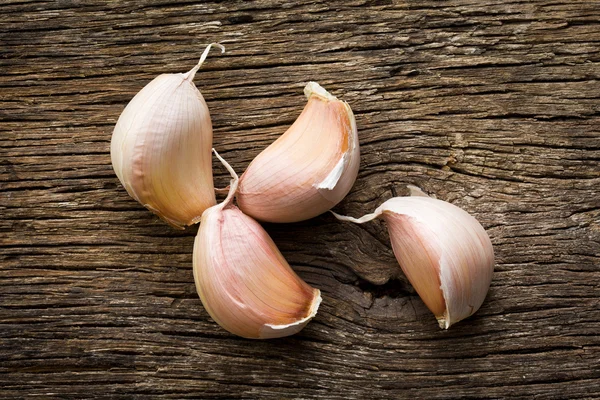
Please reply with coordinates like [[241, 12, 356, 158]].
[[1, 0, 599, 398]]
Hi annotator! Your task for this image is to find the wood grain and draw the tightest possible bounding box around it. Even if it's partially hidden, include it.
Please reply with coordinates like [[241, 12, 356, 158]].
[[1, 0, 599, 398]]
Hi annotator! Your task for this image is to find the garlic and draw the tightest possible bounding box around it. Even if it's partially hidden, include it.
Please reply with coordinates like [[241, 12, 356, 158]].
[[237, 82, 360, 223], [332, 186, 494, 329], [193, 149, 322, 339], [111, 43, 225, 229]]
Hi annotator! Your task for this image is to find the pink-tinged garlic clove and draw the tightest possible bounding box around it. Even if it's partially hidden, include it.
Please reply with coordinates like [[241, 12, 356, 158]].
[[237, 82, 360, 223], [111, 43, 224, 228], [332, 188, 494, 329]]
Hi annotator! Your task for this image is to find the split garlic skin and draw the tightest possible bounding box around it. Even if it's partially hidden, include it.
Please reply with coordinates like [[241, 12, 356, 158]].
[[332, 188, 494, 329], [193, 150, 322, 339], [111, 44, 224, 229], [237, 82, 360, 223]]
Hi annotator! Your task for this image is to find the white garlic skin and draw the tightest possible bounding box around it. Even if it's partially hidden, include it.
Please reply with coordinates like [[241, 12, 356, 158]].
[[111, 44, 224, 229], [193, 149, 321, 339], [332, 193, 494, 329], [237, 82, 360, 223]]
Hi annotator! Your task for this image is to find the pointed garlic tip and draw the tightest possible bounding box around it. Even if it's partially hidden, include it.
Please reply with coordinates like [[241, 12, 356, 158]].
[[211, 148, 238, 210], [329, 210, 381, 224], [333, 195, 494, 329], [237, 82, 360, 223], [184, 42, 225, 81], [110, 44, 225, 228], [193, 153, 321, 339]]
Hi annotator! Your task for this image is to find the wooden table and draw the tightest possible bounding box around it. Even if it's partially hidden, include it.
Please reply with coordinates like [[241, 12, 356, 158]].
[[2, 1, 599, 398]]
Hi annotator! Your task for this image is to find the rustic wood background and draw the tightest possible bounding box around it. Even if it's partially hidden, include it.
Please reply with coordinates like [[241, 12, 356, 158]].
[[1, 0, 599, 398]]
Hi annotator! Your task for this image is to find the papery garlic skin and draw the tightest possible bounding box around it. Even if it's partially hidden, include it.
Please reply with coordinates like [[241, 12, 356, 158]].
[[193, 150, 321, 339], [111, 44, 224, 229], [237, 82, 360, 223], [332, 191, 494, 329]]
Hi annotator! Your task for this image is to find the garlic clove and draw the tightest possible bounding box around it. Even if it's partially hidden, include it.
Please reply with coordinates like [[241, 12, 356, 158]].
[[237, 82, 360, 223], [332, 189, 494, 329], [111, 43, 225, 229], [193, 150, 321, 339]]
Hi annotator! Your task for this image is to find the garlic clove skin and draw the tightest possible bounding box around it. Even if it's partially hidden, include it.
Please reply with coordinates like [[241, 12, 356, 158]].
[[193, 150, 321, 339], [378, 197, 494, 329], [332, 190, 494, 329], [111, 44, 224, 229], [195, 207, 322, 338], [237, 82, 360, 223]]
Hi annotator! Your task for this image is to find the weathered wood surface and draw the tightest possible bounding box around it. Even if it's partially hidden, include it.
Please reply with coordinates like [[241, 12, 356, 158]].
[[1, 0, 599, 398]]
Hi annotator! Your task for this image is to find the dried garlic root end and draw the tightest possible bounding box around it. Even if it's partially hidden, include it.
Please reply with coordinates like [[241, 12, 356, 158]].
[[407, 184, 430, 198], [304, 81, 338, 101], [436, 316, 451, 330]]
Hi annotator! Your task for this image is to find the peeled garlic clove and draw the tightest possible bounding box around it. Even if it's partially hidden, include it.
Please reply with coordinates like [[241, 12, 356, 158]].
[[111, 43, 225, 229], [332, 189, 494, 329], [193, 150, 321, 339], [237, 82, 360, 223]]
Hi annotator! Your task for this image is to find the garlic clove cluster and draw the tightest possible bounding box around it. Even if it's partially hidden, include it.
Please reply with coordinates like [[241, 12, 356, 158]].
[[237, 82, 360, 223], [193, 150, 321, 339], [110, 40, 495, 336], [332, 188, 494, 329], [111, 43, 225, 229]]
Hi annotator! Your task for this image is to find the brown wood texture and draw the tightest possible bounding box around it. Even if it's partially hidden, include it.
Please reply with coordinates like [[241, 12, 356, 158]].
[[1, 0, 599, 398]]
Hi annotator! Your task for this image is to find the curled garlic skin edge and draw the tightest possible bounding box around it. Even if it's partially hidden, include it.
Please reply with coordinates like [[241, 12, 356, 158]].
[[193, 149, 322, 339], [331, 187, 494, 329], [236, 82, 360, 223], [110, 43, 224, 229], [307, 82, 360, 200], [261, 292, 322, 339]]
